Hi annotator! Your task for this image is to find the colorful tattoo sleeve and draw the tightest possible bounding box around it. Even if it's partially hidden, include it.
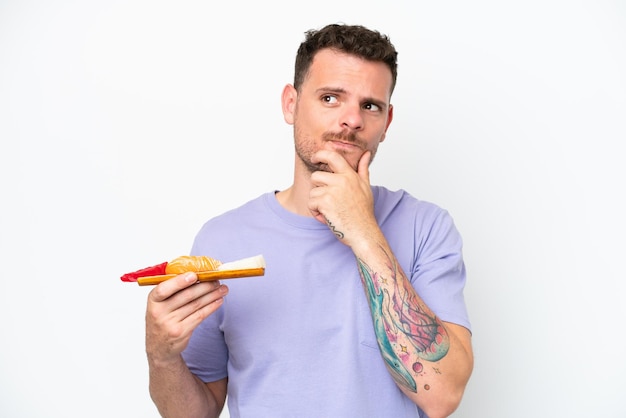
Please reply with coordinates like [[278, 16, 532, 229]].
[[357, 256, 450, 393]]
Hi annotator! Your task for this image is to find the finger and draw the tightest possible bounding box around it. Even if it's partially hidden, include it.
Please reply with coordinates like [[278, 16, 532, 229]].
[[176, 283, 229, 324], [310, 170, 334, 187], [311, 150, 352, 173], [307, 192, 330, 224], [147, 280, 228, 334], [149, 272, 200, 303], [166, 279, 226, 317]]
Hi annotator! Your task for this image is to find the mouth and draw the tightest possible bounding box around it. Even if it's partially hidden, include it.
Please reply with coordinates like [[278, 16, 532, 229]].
[[323, 131, 364, 153], [327, 140, 362, 152]]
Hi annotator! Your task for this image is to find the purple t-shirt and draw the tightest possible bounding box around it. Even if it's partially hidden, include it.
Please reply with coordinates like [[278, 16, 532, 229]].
[[182, 187, 470, 418]]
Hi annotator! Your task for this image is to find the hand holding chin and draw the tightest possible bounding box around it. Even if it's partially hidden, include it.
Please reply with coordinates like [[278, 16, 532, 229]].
[[308, 150, 378, 247]]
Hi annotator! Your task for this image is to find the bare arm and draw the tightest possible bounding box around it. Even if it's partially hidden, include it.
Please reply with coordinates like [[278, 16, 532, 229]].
[[146, 272, 229, 418], [309, 150, 474, 418]]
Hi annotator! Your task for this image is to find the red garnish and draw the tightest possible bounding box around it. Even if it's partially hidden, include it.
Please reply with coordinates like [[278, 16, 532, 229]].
[[120, 261, 168, 282]]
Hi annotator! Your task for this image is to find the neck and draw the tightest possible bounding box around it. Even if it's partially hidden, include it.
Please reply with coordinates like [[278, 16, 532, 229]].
[[275, 157, 316, 217]]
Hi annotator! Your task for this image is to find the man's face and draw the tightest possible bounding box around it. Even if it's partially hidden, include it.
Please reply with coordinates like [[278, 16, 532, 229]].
[[282, 48, 394, 173]]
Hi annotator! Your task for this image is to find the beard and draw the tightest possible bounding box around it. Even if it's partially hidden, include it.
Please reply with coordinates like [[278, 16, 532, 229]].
[[294, 128, 377, 174]]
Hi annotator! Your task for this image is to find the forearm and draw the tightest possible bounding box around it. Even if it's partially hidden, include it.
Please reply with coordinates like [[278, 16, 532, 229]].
[[148, 356, 220, 418], [307, 150, 473, 414], [144, 274, 229, 418], [354, 235, 473, 417]]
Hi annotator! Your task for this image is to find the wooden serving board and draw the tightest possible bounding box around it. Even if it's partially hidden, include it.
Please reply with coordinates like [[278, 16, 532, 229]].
[[137, 267, 265, 286]]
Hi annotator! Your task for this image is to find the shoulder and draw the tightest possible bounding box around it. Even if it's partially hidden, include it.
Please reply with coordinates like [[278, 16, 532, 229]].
[[190, 192, 273, 256], [373, 186, 463, 255], [199, 192, 271, 227], [373, 185, 451, 223]]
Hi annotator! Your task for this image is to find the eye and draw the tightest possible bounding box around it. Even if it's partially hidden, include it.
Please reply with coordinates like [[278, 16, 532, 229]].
[[322, 95, 338, 104], [364, 103, 381, 112]]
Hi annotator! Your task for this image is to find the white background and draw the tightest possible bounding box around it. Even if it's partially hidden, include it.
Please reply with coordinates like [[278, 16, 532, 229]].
[[1, 1, 625, 417]]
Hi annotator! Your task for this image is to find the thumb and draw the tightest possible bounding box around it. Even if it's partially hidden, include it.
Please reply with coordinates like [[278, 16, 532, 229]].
[[357, 151, 372, 182]]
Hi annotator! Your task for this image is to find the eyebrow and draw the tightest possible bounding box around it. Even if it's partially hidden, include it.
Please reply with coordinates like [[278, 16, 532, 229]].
[[315, 86, 346, 95]]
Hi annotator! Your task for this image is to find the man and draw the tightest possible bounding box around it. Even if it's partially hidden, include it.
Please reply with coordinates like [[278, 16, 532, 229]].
[[146, 23, 473, 418]]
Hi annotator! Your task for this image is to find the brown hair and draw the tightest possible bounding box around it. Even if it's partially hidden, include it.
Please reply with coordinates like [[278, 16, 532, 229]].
[[293, 23, 398, 94]]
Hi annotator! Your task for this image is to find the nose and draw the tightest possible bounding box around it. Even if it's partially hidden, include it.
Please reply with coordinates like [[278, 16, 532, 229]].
[[340, 104, 363, 130]]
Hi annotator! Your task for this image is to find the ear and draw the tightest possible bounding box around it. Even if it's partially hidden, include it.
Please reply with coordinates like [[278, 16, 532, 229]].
[[281, 84, 297, 125], [379, 103, 394, 143]]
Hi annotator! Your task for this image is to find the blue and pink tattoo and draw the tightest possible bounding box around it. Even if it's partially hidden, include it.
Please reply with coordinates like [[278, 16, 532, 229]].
[[357, 256, 449, 393]]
